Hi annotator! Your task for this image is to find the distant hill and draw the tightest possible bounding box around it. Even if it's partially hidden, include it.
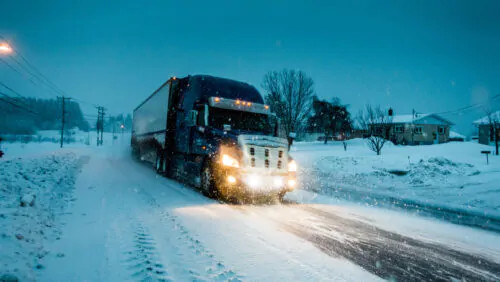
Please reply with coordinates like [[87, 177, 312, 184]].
[[0, 97, 89, 134]]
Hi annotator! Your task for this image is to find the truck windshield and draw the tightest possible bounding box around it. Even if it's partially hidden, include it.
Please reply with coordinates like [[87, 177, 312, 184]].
[[209, 107, 272, 134]]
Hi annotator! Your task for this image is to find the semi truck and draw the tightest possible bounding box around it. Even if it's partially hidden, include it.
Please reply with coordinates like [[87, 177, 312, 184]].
[[131, 75, 297, 202]]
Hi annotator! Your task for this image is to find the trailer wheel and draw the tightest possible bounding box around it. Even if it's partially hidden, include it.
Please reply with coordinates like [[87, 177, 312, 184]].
[[201, 162, 218, 198]]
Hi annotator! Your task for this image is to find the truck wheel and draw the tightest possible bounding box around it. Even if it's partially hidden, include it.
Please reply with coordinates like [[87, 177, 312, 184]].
[[155, 150, 164, 174], [201, 162, 218, 198], [277, 191, 286, 203]]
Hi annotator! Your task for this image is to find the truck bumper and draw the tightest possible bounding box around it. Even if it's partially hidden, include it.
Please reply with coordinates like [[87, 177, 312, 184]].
[[217, 168, 296, 199]]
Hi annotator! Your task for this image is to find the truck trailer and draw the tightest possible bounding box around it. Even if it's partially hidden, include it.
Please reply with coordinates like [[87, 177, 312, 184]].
[[132, 75, 297, 202]]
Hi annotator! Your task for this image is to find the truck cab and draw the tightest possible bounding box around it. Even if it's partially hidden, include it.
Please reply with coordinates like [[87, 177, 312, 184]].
[[133, 75, 297, 202]]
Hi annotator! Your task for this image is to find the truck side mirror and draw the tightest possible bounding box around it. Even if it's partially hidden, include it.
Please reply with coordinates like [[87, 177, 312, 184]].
[[187, 110, 198, 127]]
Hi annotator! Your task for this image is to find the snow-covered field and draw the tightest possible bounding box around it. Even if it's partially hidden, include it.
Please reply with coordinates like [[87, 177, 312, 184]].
[[1, 131, 127, 158], [0, 151, 85, 281], [292, 139, 500, 221], [1, 139, 500, 281]]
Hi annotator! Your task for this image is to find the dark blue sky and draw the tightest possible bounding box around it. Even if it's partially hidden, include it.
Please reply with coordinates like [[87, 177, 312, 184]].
[[1, 0, 499, 134]]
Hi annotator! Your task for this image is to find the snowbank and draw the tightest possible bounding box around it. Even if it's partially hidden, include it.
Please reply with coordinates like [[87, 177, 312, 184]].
[[291, 140, 500, 221], [0, 152, 84, 281]]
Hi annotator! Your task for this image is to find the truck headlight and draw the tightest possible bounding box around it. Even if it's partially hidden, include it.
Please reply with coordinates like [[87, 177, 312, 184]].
[[288, 160, 297, 172], [222, 154, 239, 168]]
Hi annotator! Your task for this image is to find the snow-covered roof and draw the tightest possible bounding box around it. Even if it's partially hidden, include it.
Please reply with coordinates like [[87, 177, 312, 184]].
[[391, 114, 429, 123], [389, 114, 453, 125], [473, 111, 500, 125], [449, 131, 465, 139]]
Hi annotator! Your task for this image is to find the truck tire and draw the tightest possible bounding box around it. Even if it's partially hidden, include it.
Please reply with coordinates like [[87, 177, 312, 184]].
[[201, 162, 218, 198], [277, 191, 287, 203], [155, 150, 164, 175]]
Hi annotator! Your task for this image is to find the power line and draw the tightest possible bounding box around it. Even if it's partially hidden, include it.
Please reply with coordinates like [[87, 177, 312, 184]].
[[434, 94, 500, 116], [0, 91, 40, 115], [0, 34, 64, 96], [11, 47, 66, 94], [8, 54, 63, 97], [0, 57, 50, 97], [0, 81, 33, 108], [0, 57, 30, 80], [0, 81, 25, 99], [72, 97, 98, 108]]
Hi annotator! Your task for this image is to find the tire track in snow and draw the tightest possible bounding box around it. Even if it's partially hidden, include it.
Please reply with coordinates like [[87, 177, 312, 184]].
[[121, 222, 172, 282], [141, 194, 244, 282], [112, 156, 245, 281], [286, 205, 500, 281]]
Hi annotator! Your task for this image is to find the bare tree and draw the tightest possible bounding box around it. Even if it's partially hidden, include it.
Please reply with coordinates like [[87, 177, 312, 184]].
[[485, 109, 499, 155], [262, 69, 315, 137], [357, 104, 393, 155]]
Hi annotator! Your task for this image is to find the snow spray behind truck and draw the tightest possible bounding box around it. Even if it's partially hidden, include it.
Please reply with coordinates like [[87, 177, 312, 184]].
[[132, 75, 297, 201]]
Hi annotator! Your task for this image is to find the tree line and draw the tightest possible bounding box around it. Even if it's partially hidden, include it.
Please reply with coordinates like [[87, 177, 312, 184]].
[[0, 97, 89, 135]]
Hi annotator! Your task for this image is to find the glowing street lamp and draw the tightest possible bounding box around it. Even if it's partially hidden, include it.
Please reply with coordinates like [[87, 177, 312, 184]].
[[0, 43, 12, 54], [120, 124, 125, 140]]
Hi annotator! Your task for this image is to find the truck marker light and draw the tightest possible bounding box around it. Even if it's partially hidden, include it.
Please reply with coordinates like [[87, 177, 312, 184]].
[[264, 105, 269, 110], [214, 97, 220, 102], [288, 160, 297, 172], [172, 76, 177, 80], [288, 179, 296, 187], [247, 102, 252, 106], [236, 100, 241, 105], [242, 101, 247, 106], [227, 175, 236, 184], [202, 146, 206, 150]]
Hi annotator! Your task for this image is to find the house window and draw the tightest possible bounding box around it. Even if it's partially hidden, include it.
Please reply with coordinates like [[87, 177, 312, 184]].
[[394, 125, 404, 133], [414, 126, 423, 134], [438, 126, 445, 134]]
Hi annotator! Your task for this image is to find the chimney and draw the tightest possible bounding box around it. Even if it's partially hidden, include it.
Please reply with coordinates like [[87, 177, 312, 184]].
[[388, 108, 394, 116]]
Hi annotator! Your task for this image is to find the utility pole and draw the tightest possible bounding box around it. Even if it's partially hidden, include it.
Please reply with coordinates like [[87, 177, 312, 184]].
[[96, 107, 101, 146], [112, 122, 116, 144], [96, 106, 106, 146], [58, 96, 71, 148], [100, 107, 105, 146], [411, 108, 415, 145]]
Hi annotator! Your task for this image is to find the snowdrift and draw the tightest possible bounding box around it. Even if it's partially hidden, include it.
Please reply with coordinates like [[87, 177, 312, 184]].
[[0, 153, 84, 281]]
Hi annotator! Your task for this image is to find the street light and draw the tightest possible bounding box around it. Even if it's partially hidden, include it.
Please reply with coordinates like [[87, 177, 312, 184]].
[[120, 124, 125, 140], [0, 43, 12, 54]]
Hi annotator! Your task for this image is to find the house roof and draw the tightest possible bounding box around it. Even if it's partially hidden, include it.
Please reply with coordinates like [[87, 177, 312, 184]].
[[473, 111, 500, 125], [389, 113, 454, 125], [391, 114, 429, 123], [449, 131, 466, 139]]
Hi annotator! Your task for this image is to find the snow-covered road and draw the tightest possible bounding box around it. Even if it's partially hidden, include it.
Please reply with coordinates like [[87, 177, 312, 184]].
[[3, 144, 500, 281]]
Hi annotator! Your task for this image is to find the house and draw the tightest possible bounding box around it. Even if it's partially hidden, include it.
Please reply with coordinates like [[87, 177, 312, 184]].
[[473, 111, 500, 145], [370, 112, 454, 145], [449, 131, 466, 142]]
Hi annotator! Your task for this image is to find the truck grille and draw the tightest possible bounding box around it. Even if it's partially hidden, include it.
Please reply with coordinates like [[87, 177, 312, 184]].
[[246, 146, 287, 171]]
